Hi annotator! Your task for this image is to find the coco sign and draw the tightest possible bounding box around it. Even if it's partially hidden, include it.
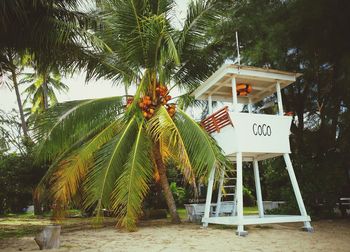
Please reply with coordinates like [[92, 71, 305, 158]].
[[252, 123, 272, 136]]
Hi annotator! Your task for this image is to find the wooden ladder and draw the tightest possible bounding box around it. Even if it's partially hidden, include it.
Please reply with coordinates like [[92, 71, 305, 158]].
[[215, 169, 237, 217]]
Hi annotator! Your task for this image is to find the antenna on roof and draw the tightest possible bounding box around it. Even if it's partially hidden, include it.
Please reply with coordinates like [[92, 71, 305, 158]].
[[235, 31, 241, 65]]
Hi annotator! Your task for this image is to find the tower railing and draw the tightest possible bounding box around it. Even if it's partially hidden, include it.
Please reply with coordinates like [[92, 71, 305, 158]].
[[201, 106, 233, 134]]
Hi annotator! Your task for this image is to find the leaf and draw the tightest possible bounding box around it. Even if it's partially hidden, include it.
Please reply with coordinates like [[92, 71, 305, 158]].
[[84, 116, 138, 218], [111, 121, 153, 231], [37, 119, 124, 206], [148, 106, 196, 185], [174, 108, 227, 179], [32, 96, 125, 162]]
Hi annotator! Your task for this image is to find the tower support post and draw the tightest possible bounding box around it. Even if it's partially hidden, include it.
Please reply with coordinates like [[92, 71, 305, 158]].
[[253, 159, 264, 218], [283, 153, 313, 232], [276, 82, 284, 116], [231, 77, 238, 112], [202, 166, 216, 228], [235, 152, 247, 236], [248, 98, 253, 113], [208, 95, 213, 114]]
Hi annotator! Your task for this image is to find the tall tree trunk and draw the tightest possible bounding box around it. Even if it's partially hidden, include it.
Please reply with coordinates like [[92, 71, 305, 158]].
[[9, 64, 28, 138], [33, 190, 43, 215], [153, 142, 181, 223], [42, 77, 49, 110], [124, 85, 128, 96]]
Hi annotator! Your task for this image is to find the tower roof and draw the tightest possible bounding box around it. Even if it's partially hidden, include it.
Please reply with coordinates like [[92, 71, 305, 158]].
[[191, 64, 301, 104]]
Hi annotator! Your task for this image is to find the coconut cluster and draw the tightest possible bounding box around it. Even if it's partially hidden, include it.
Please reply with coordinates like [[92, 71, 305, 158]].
[[156, 86, 176, 117], [139, 95, 155, 119], [126, 85, 176, 119]]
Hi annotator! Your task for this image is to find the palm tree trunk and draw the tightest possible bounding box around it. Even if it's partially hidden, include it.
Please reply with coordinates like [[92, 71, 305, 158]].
[[33, 190, 43, 215], [153, 142, 181, 223], [42, 81, 49, 110], [10, 65, 28, 138], [124, 85, 128, 96]]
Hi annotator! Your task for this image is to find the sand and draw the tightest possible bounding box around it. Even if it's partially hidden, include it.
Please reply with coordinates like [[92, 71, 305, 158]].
[[1, 219, 350, 252]]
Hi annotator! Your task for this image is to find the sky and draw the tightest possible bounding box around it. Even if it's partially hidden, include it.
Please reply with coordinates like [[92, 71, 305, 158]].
[[0, 0, 190, 113]]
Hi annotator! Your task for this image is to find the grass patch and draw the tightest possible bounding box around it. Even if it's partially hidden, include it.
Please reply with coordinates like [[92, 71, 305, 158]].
[[1, 212, 37, 219], [166, 206, 259, 221], [244, 206, 258, 215], [1, 206, 260, 239], [177, 208, 188, 220], [0, 216, 115, 240]]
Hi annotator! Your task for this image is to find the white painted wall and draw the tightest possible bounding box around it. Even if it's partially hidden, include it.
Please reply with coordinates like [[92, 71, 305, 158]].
[[212, 113, 292, 155]]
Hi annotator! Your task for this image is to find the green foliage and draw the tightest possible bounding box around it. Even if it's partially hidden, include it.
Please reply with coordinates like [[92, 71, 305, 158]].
[[170, 182, 186, 206], [32, 97, 125, 163], [110, 122, 154, 230], [0, 0, 105, 74], [0, 110, 25, 154], [0, 152, 46, 214], [89, 0, 225, 88], [242, 187, 255, 207], [21, 70, 69, 114]]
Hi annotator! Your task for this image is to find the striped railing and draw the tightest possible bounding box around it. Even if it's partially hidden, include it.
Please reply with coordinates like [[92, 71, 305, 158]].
[[201, 106, 233, 134]]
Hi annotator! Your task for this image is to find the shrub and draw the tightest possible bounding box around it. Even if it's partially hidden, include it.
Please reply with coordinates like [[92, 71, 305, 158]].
[[0, 153, 46, 214]]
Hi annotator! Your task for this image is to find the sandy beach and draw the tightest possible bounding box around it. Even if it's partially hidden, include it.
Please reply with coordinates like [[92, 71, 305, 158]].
[[1, 219, 350, 252]]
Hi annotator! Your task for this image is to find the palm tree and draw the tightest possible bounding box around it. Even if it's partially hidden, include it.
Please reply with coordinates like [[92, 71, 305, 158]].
[[0, 0, 101, 63], [34, 0, 227, 230], [0, 0, 106, 140], [2, 50, 29, 139], [0, 109, 26, 154], [22, 70, 69, 114]]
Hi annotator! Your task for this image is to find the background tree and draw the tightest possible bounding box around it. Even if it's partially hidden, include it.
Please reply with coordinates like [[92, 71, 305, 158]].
[[22, 69, 69, 114], [1, 50, 29, 139], [0, 0, 106, 118], [0, 0, 101, 64], [216, 0, 350, 216], [0, 110, 27, 154], [0, 110, 46, 215], [0, 0, 110, 216]]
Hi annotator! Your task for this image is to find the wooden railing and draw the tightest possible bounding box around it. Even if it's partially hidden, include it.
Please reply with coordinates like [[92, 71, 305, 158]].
[[201, 106, 233, 134]]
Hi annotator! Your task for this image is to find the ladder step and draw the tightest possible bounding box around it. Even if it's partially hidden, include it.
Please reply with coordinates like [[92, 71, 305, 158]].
[[224, 178, 236, 180], [223, 185, 235, 188], [223, 193, 235, 196]]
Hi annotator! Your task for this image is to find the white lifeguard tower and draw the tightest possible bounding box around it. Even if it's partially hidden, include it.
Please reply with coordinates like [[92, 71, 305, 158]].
[[192, 64, 313, 236]]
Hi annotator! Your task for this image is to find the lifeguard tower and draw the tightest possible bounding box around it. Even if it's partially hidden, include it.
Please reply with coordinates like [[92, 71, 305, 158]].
[[192, 64, 313, 236]]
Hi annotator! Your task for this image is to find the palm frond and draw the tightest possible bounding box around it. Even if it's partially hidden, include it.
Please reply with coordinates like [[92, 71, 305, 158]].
[[0, 0, 103, 73], [50, 155, 91, 207], [149, 0, 174, 15], [174, 108, 227, 178], [35, 118, 124, 203], [49, 118, 124, 207], [84, 116, 138, 217], [163, 28, 180, 65], [177, 0, 219, 53], [47, 87, 59, 106], [32, 96, 125, 162], [111, 121, 153, 231], [99, 0, 147, 67], [173, 0, 225, 91], [148, 106, 196, 185]]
